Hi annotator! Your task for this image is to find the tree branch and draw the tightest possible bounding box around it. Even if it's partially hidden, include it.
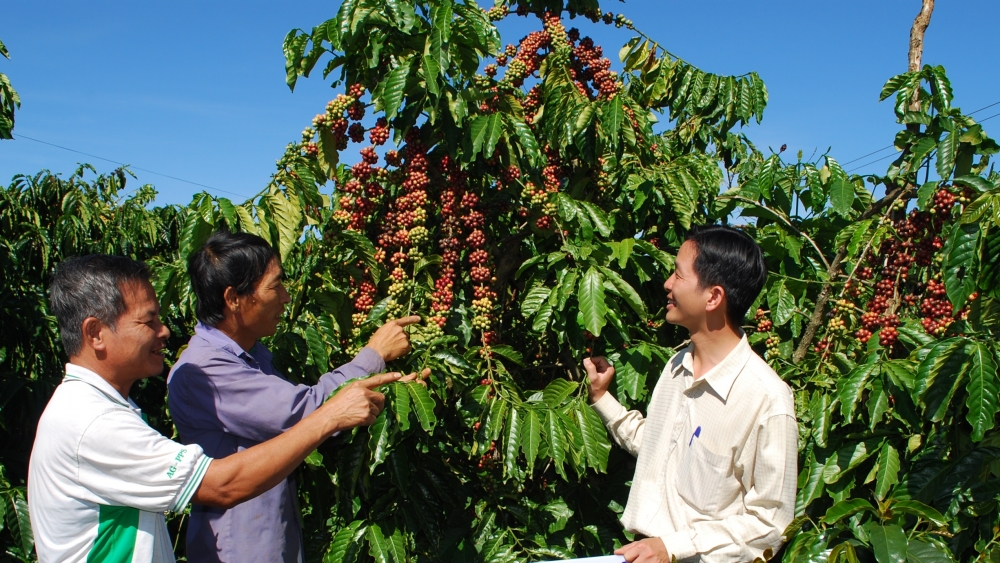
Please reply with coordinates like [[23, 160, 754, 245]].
[[791, 184, 911, 364], [908, 0, 934, 111]]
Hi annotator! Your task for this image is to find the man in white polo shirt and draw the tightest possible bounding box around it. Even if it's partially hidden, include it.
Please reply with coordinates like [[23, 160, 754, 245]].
[[585, 225, 797, 562], [29, 255, 399, 563]]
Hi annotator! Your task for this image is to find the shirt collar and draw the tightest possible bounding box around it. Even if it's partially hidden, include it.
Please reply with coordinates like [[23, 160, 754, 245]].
[[64, 363, 136, 409], [670, 333, 753, 402], [193, 322, 269, 366]]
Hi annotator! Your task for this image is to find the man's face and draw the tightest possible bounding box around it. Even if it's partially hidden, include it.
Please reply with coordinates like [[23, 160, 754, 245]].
[[239, 259, 291, 340], [103, 279, 171, 379], [662, 240, 712, 330]]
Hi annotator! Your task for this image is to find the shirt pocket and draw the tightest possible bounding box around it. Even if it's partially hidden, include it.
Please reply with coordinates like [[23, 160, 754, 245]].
[[674, 440, 741, 515]]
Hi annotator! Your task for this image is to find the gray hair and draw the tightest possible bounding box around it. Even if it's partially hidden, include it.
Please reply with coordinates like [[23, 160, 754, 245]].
[[49, 255, 151, 357]]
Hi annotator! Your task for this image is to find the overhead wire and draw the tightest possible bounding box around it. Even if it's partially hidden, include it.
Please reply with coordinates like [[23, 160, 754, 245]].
[[845, 101, 1000, 173], [12, 134, 255, 200]]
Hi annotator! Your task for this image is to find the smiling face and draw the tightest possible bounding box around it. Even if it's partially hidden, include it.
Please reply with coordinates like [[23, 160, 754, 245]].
[[237, 258, 291, 341], [662, 240, 714, 330], [102, 279, 171, 379]]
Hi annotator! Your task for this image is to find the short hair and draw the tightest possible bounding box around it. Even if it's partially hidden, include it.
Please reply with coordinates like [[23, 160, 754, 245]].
[[49, 255, 152, 357], [188, 230, 277, 326], [686, 225, 767, 327]]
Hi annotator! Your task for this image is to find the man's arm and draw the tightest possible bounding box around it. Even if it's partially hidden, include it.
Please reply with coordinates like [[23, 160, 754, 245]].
[[585, 356, 645, 456], [192, 373, 399, 508], [620, 414, 798, 563], [170, 317, 419, 443]]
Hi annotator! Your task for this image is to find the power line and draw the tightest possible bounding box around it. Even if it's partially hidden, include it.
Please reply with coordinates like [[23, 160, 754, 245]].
[[14, 134, 255, 200], [845, 102, 1000, 173], [842, 100, 1000, 167]]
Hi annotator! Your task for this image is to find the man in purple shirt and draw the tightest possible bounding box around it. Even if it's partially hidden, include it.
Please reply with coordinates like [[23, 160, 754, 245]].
[[168, 231, 423, 563]]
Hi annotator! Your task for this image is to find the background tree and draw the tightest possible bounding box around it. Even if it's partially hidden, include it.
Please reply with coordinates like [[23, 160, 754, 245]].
[[0, 37, 21, 140]]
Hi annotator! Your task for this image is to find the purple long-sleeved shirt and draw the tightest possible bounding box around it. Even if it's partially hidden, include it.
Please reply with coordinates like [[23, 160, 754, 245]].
[[167, 322, 385, 563]]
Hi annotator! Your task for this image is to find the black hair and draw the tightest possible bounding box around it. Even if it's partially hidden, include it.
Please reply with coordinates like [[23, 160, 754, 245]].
[[188, 230, 278, 326], [49, 255, 152, 357], [685, 224, 767, 327]]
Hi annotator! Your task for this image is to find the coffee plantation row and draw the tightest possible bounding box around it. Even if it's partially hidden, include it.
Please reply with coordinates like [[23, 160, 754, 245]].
[[2, 1, 1000, 561]]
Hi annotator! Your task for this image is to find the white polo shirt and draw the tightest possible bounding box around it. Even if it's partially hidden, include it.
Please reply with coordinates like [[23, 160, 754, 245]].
[[28, 364, 213, 563]]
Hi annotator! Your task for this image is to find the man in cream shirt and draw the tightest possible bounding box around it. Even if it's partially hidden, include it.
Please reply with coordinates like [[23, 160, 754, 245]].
[[585, 225, 797, 562]]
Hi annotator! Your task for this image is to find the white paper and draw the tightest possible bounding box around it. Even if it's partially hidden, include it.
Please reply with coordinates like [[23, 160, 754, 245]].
[[536, 557, 626, 563]]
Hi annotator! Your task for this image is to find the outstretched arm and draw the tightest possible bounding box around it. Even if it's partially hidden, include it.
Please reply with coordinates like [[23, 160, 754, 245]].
[[192, 373, 400, 508]]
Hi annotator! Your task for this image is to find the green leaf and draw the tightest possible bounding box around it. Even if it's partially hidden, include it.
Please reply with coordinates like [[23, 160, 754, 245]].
[[304, 325, 328, 368], [943, 222, 979, 309], [835, 363, 878, 420], [531, 300, 554, 333], [542, 379, 578, 408], [392, 382, 411, 432], [520, 408, 541, 474], [603, 95, 624, 149], [406, 382, 437, 432], [796, 455, 827, 512], [324, 520, 366, 563], [521, 285, 552, 319], [503, 405, 522, 477], [830, 177, 855, 217], [367, 523, 393, 563], [368, 410, 391, 472], [577, 266, 608, 336], [265, 192, 303, 261], [1, 491, 31, 557], [577, 200, 612, 237], [615, 344, 650, 404], [544, 410, 567, 477], [490, 345, 523, 366], [874, 443, 900, 500], [821, 498, 876, 524], [916, 181, 939, 210], [599, 266, 645, 318], [952, 174, 993, 194], [891, 500, 948, 528], [936, 130, 958, 179], [482, 112, 503, 158], [867, 523, 907, 563], [905, 539, 954, 563], [576, 404, 611, 472], [381, 59, 411, 120], [964, 341, 1000, 441], [767, 279, 796, 326], [823, 440, 878, 484], [914, 338, 967, 399]]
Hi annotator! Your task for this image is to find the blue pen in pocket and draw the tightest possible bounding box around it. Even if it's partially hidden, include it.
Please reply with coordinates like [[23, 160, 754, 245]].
[[689, 426, 701, 446]]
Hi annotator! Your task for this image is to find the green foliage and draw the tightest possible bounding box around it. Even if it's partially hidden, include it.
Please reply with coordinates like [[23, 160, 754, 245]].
[[0, 37, 20, 140]]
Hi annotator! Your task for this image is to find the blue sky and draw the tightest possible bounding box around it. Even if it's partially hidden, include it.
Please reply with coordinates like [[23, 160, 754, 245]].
[[2, 1, 998, 206]]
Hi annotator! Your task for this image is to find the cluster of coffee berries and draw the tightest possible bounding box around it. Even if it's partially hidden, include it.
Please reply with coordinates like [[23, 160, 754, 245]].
[[305, 86, 369, 156], [476, 441, 498, 470], [765, 335, 782, 358]]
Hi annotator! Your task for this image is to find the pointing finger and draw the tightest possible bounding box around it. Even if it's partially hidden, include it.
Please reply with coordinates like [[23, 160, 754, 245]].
[[391, 315, 422, 327], [357, 373, 402, 388]]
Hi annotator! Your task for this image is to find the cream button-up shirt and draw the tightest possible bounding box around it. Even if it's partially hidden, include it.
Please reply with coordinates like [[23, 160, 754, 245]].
[[592, 335, 797, 562]]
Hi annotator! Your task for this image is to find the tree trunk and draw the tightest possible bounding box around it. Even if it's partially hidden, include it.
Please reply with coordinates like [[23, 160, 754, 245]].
[[908, 0, 935, 111]]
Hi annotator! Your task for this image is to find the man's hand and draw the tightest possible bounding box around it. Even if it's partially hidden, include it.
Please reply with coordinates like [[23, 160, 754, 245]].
[[367, 316, 421, 361], [320, 373, 400, 434], [583, 356, 615, 403], [615, 538, 671, 563], [398, 367, 431, 386]]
